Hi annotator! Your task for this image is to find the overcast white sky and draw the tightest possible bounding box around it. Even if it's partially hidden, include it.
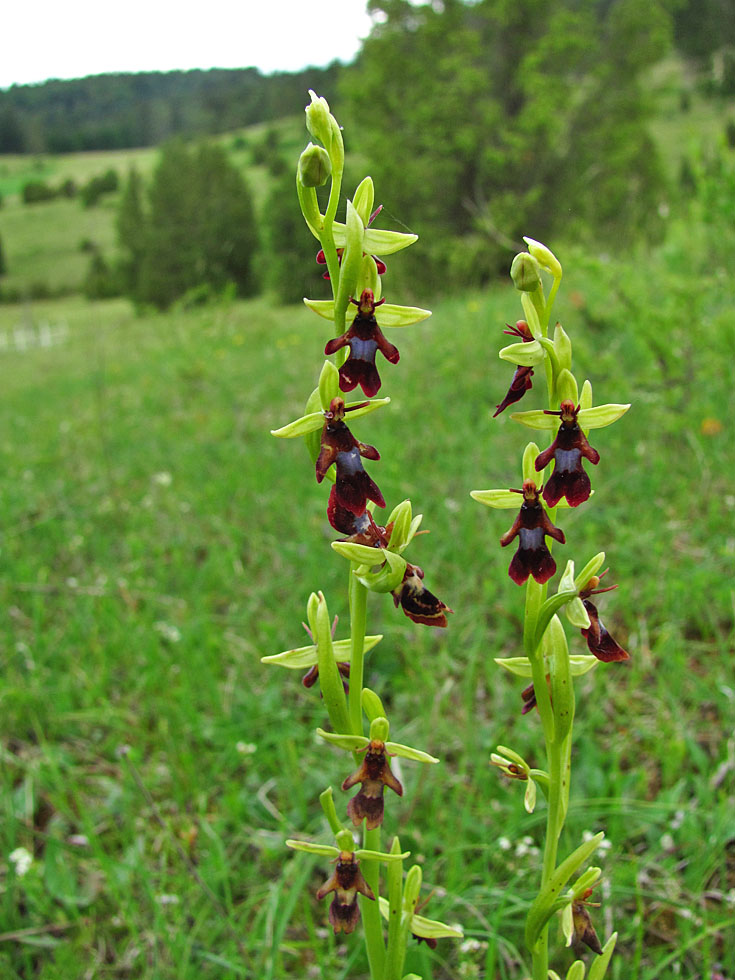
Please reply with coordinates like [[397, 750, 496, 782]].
[[1, 0, 376, 89]]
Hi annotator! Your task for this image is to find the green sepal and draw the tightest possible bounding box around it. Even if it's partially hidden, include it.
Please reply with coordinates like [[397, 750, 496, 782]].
[[355, 847, 410, 862], [524, 832, 605, 951], [362, 687, 387, 723], [499, 338, 546, 366], [577, 404, 631, 429], [495, 655, 599, 678], [494, 744, 528, 769], [286, 839, 340, 857], [319, 787, 344, 835], [556, 368, 578, 405], [318, 359, 339, 410], [361, 253, 381, 301], [575, 552, 606, 591], [554, 322, 573, 372], [546, 615, 574, 744], [378, 897, 464, 939], [304, 298, 431, 327], [355, 549, 407, 593], [305, 90, 334, 152], [580, 378, 593, 411], [566, 960, 586, 980], [370, 716, 390, 742], [332, 541, 387, 565], [509, 409, 559, 431], [303, 385, 325, 465], [588, 932, 617, 980], [566, 596, 590, 629], [470, 488, 520, 509], [336, 828, 356, 852], [324, 222, 417, 256], [270, 410, 324, 438], [523, 441, 542, 483], [353, 176, 375, 227], [297, 181, 323, 238], [385, 741, 439, 764], [524, 236, 563, 280], [315, 593, 351, 735], [316, 728, 369, 753], [261, 634, 382, 669]]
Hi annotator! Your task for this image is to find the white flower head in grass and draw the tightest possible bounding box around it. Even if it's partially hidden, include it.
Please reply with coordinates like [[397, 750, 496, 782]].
[[154, 621, 181, 643], [152, 471, 173, 487], [9, 847, 33, 877]]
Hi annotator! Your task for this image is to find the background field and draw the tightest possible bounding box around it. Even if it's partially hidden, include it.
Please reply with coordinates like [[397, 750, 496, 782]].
[[0, 37, 734, 980]]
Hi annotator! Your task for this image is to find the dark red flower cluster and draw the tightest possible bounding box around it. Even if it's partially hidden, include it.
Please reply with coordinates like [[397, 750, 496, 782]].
[[325, 289, 399, 397]]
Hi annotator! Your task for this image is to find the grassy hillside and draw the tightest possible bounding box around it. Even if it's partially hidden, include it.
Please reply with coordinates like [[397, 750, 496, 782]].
[[0, 234, 733, 978]]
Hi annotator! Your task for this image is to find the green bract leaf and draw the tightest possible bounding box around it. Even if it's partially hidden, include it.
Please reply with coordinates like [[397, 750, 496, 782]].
[[355, 549, 407, 593], [286, 839, 340, 857], [318, 359, 339, 411], [470, 489, 520, 509], [379, 900, 465, 939], [362, 687, 387, 723], [534, 591, 578, 651], [385, 741, 439, 764], [261, 635, 382, 669], [580, 379, 593, 411], [569, 655, 599, 676], [521, 293, 543, 339], [588, 932, 617, 980], [559, 560, 576, 593], [499, 339, 546, 366], [566, 959, 586, 980], [554, 322, 572, 371], [577, 404, 631, 429], [524, 778, 537, 813], [509, 410, 559, 431], [378, 304, 432, 327], [525, 833, 605, 951], [335, 201, 366, 322], [331, 541, 386, 565], [316, 728, 369, 752]]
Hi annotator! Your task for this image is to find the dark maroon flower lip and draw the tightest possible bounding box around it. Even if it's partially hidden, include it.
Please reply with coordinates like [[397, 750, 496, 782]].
[[535, 400, 600, 507], [324, 288, 399, 398], [391, 563, 453, 627], [316, 396, 385, 514], [316, 851, 375, 934], [327, 486, 391, 546], [579, 572, 630, 662], [572, 886, 603, 955], [500, 480, 565, 585], [341, 739, 404, 829], [494, 320, 535, 417]]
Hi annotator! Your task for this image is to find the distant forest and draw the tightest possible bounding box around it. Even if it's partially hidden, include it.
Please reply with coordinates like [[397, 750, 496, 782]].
[[0, 64, 342, 154]]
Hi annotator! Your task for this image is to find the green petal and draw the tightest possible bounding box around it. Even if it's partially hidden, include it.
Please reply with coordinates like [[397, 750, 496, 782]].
[[577, 403, 630, 429], [316, 728, 369, 752], [362, 227, 418, 255], [566, 959, 585, 980], [362, 687, 387, 723], [499, 339, 546, 366], [409, 911, 464, 940], [556, 368, 578, 405], [385, 740, 439, 764], [574, 552, 606, 591], [523, 441, 542, 483], [355, 847, 411, 862], [271, 410, 324, 438], [318, 360, 339, 411], [353, 176, 375, 227], [509, 410, 559, 431], [470, 489, 520, 509], [580, 379, 593, 411], [304, 298, 336, 321], [355, 549, 406, 593], [286, 840, 339, 857], [524, 237, 563, 279], [566, 596, 591, 629]]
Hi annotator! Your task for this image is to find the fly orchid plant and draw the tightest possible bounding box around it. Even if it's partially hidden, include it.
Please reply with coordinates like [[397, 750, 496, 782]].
[[472, 239, 631, 980], [262, 92, 461, 979]]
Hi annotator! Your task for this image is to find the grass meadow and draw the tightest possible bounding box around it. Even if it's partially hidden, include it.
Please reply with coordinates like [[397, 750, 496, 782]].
[[0, 227, 733, 979]]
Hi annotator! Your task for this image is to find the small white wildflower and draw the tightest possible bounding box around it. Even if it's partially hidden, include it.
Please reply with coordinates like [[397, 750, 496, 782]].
[[9, 847, 33, 877], [152, 471, 173, 487], [68, 834, 89, 847], [497, 836, 512, 852], [154, 622, 181, 643], [661, 833, 675, 852], [459, 938, 483, 954], [66, 576, 79, 588], [236, 741, 257, 755], [670, 809, 685, 831], [156, 893, 180, 906], [444, 497, 460, 513]]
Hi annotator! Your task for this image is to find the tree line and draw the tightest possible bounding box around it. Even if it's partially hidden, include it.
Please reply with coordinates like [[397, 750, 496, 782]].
[[0, 64, 341, 154]]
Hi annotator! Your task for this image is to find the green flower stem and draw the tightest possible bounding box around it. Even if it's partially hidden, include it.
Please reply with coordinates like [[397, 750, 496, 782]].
[[322, 136, 345, 332], [362, 825, 386, 979], [348, 565, 368, 738]]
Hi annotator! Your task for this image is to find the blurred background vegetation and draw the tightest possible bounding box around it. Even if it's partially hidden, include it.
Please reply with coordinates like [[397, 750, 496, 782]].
[[0, 1, 734, 978]]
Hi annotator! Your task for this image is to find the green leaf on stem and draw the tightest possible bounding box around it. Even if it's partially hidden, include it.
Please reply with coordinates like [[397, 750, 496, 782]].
[[524, 832, 605, 951], [588, 932, 618, 980], [470, 488, 520, 509], [261, 634, 382, 669]]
